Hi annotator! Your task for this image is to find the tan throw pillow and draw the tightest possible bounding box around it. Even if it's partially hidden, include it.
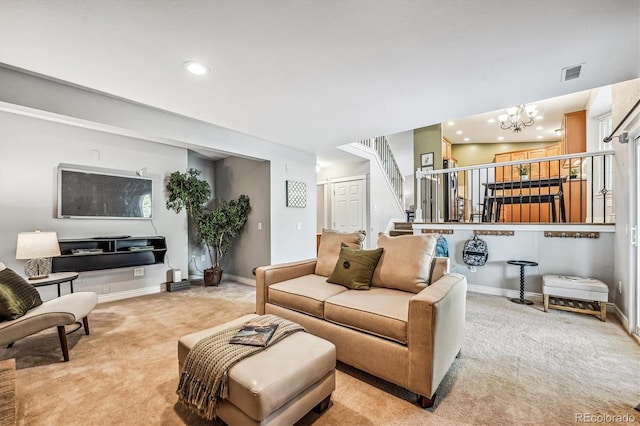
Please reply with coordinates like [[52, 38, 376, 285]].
[[372, 233, 437, 293], [327, 243, 383, 290], [315, 229, 366, 276]]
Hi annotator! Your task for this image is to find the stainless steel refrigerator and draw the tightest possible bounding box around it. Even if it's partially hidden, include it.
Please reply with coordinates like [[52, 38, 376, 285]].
[[443, 159, 460, 222]]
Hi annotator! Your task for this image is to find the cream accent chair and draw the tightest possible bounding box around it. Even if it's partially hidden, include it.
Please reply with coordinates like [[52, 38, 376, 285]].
[[256, 231, 467, 408], [0, 262, 98, 361]]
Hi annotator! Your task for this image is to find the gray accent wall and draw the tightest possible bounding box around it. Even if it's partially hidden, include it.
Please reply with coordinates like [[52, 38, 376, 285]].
[[214, 156, 271, 280]]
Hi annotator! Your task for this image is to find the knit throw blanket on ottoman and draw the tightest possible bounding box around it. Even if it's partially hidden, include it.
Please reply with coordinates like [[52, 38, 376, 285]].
[[177, 314, 306, 420]]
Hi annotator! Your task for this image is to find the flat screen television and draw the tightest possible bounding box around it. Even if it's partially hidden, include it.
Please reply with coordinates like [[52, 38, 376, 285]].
[[57, 165, 153, 219]]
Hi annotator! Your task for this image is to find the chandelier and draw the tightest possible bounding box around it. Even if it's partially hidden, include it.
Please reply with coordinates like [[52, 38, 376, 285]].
[[498, 104, 538, 132]]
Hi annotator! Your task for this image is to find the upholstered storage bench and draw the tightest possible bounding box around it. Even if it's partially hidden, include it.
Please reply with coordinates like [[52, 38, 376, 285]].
[[542, 275, 609, 321], [178, 314, 336, 425]]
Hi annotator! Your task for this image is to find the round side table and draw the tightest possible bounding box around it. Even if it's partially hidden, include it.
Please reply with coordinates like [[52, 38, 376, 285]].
[[507, 260, 538, 305]]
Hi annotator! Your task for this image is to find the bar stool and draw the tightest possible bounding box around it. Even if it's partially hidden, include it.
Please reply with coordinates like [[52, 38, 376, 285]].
[[507, 260, 538, 305]]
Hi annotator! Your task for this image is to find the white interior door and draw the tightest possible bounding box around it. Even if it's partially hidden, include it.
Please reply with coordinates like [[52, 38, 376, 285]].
[[331, 178, 366, 233]]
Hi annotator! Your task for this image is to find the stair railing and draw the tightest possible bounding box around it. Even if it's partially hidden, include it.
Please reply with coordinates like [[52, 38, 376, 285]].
[[357, 137, 404, 206]]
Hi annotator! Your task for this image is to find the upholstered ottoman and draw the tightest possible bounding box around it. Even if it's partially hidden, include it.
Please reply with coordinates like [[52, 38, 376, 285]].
[[542, 275, 609, 321], [178, 314, 335, 425]]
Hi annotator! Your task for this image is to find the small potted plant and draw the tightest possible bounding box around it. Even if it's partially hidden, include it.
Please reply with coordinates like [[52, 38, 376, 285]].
[[516, 164, 529, 180], [570, 168, 579, 179]]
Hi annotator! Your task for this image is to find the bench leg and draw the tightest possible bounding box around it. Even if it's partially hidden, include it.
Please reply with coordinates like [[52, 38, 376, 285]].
[[600, 302, 606, 322], [313, 394, 331, 413], [543, 294, 549, 312], [82, 316, 91, 335], [57, 326, 70, 362]]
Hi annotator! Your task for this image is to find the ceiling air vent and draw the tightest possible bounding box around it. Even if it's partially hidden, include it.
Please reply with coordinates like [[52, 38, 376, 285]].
[[561, 64, 584, 82]]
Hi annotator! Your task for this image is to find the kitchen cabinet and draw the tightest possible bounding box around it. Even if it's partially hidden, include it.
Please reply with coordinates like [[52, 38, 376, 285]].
[[494, 143, 561, 181], [442, 137, 452, 160], [562, 110, 586, 154], [497, 179, 586, 223]]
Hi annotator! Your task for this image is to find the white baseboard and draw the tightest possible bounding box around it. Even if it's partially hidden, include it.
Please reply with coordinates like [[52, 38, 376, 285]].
[[467, 283, 543, 303], [609, 303, 630, 330], [97, 284, 166, 303], [222, 273, 256, 287]]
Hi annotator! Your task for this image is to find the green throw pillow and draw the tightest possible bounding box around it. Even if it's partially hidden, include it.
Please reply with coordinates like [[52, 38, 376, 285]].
[[0, 268, 43, 321], [327, 243, 383, 290]]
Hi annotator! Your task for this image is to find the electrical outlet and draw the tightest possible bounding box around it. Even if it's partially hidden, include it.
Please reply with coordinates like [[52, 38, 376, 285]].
[[191, 255, 196, 262], [469, 265, 477, 273], [297, 222, 302, 231], [258, 222, 262, 231], [133, 267, 144, 277], [618, 281, 622, 294], [201, 254, 206, 262]]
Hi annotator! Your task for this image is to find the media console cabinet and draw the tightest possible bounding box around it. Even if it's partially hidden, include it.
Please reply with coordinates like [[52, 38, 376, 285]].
[[52, 236, 167, 272]]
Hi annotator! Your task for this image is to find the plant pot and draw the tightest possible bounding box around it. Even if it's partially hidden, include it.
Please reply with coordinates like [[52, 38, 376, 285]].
[[204, 267, 222, 286], [520, 175, 529, 181], [570, 174, 578, 179]]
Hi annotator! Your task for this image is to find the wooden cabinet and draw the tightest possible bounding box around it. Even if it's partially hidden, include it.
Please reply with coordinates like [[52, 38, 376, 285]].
[[562, 110, 586, 154], [442, 137, 452, 160], [52, 236, 167, 272], [494, 153, 511, 181], [493, 143, 561, 181], [563, 179, 587, 222], [496, 179, 586, 223]]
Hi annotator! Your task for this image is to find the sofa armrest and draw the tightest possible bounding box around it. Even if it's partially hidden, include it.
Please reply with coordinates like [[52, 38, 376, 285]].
[[255, 259, 318, 314], [430, 257, 450, 283], [407, 273, 467, 398]]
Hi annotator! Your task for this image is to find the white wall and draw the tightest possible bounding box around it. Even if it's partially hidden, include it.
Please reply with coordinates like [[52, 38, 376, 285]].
[[413, 226, 615, 295], [0, 66, 317, 299], [0, 112, 188, 301]]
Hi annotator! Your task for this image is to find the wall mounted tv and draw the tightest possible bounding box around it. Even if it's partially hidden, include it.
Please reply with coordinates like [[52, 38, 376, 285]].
[[57, 165, 153, 219]]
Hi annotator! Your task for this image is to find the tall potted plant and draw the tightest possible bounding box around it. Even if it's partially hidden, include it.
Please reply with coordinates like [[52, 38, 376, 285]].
[[165, 168, 251, 286], [197, 195, 252, 285]]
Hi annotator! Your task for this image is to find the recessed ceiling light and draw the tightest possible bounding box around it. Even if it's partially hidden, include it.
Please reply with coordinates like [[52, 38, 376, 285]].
[[456, 130, 463, 135], [487, 118, 496, 124], [536, 135, 543, 139], [498, 136, 504, 141], [537, 115, 544, 120], [448, 121, 455, 126], [536, 126, 543, 130], [463, 137, 470, 142], [183, 61, 209, 76]]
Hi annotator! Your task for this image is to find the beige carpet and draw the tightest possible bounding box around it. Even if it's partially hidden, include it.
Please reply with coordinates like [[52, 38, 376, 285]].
[[1, 282, 639, 425]]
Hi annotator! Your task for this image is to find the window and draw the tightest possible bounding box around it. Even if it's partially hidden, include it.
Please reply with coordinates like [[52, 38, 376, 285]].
[[597, 114, 613, 190]]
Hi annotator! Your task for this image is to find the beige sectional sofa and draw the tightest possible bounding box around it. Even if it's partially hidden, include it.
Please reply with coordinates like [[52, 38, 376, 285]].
[[256, 231, 467, 408]]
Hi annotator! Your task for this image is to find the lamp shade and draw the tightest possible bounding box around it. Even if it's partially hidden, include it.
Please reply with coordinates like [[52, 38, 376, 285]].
[[16, 231, 61, 259]]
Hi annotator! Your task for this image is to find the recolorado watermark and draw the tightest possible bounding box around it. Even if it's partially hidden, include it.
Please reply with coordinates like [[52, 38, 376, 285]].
[[575, 412, 637, 423]]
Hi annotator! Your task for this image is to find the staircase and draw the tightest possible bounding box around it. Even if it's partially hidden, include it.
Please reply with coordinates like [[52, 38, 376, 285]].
[[389, 221, 413, 237], [356, 136, 404, 208]]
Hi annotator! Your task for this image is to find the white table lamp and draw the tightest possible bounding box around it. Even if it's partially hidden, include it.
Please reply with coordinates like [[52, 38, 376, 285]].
[[16, 230, 61, 279]]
